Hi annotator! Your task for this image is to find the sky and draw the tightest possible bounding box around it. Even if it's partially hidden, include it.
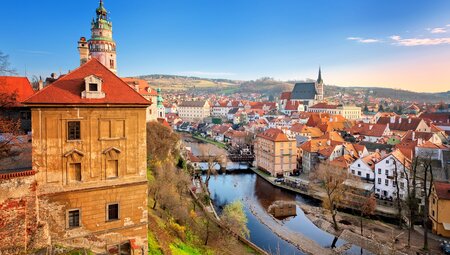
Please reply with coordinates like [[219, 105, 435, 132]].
[[1, 0, 450, 92]]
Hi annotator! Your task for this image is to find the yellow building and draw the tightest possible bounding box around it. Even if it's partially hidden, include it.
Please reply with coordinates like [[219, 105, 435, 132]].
[[24, 59, 150, 254], [255, 128, 297, 177], [429, 181, 450, 237]]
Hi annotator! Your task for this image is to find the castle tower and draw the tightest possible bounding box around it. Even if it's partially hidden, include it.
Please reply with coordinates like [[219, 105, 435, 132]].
[[156, 88, 165, 119], [78, 0, 117, 73], [77, 37, 89, 65], [315, 67, 324, 101]]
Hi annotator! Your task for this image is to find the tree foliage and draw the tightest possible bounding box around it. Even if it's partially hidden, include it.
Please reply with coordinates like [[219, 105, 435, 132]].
[[146, 121, 180, 165], [221, 201, 249, 238]]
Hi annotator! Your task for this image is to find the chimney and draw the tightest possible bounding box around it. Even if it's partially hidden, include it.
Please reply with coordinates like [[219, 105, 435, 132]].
[[398, 118, 402, 124], [408, 118, 411, 124], [38, 76, 44, 90], [390, 116, 395, 123], [412, 131, 415, 141], [327, 140, 331, 146], [369, 125, 373, 130]]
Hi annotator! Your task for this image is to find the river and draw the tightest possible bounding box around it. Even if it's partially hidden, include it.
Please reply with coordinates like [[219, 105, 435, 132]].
[[182, 135, 372, 255], [206, 172, 373, 255]]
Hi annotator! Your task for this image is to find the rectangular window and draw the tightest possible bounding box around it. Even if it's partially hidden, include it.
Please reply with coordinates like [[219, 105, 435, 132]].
[[68, 163, 81, 182], [358, 164, 360, 167], [378, 168, 381, 174], [385, 170, 388, 176], [108, 203, 119, 221], [68, 121, 81, 140], [385, 179, 388, 186], [366, 173, 370, 179], [106, 159, 118, 178], [89, 83, 98, 91], [378, 178, 381, 184], [357, 171, 361, 176], [68, 209, 80, 228]]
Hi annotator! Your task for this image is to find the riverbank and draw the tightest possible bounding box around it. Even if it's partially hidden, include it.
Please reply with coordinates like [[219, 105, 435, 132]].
[[251, 168, 441, 255], [251, 168, 398, 218]]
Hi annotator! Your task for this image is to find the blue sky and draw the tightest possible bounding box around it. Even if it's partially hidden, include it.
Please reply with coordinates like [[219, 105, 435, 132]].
[[1, 0, 450, 92]]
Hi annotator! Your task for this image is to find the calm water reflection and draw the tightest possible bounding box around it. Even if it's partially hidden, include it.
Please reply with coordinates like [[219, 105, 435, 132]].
[[207, 172, 373, 255]]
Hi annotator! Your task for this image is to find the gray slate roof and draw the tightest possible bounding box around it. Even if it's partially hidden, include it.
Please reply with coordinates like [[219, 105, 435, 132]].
[[291, 82, 317, 100], [179, 100, 208, 107]]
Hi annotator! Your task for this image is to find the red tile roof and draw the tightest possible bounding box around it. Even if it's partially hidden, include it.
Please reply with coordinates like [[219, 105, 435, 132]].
[[434, 181, 450, 200], [122, 78, 157, 96], [377, 116, 427, 132], [309, 102, 338, 109], [257, 128, 290, 142], [24, 59, 150, 106], [280, 92, 291, 100], [0, 76, 35, 106], [284, 100, 302, 111], [349, 123, 388, 137]]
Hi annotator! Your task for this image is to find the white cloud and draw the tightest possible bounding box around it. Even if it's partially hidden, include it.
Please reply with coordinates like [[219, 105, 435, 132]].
[[390, 35, 450, 46], [428, 27, 446, 34], [347, 37, 380, 43]]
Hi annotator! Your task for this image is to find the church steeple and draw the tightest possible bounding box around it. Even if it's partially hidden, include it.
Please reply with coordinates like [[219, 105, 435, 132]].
[[317, 66, 323, 84]]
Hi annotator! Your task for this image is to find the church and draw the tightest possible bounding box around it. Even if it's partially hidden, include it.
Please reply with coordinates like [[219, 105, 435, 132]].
[[280, 68, 324, 111]]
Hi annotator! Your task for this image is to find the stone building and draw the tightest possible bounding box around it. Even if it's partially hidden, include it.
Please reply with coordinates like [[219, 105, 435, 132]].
[[122, 78, 158, 122], [177, 100, 211, 122], [78, 0, 117, 74], [23, 58, 150, 254], [255, 128, 297, 177], [0, 76, 35, 133]]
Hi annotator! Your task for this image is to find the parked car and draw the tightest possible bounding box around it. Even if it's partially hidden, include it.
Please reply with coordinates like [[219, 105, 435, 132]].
[[441, 241, 450, 254], [274, 178, 284, 183]]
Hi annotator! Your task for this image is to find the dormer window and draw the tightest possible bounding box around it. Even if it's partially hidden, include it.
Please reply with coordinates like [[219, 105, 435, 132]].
[[82, 75, 105, 99]]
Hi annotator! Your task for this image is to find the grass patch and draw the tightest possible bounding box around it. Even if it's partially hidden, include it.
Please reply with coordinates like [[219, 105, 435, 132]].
[[192, 135, 227, 149], [169, 241, 204, 255], [148, 230, 163, 255]]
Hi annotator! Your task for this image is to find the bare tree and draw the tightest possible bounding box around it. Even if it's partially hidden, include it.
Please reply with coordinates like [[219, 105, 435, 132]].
[[419, 155, 434, 251], [314, 163, 351, 230], [0, 52, 21, 161], [0, 51, 17, 75], [198, 144, 226, 187], [392, 159, 403, 228], [402, 156, 420, 248], [359, 193, 376, 236]]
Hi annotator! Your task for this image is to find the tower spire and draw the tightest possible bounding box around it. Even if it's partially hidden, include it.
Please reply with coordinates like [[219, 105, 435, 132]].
[[317, 66, 323, 83]]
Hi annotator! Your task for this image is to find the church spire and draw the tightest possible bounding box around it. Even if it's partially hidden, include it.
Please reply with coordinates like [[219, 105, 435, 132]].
[[317, 66, 323, 84]]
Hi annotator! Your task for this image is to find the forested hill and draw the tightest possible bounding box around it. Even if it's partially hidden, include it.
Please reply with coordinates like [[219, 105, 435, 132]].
[[135, 74, 449, 102]]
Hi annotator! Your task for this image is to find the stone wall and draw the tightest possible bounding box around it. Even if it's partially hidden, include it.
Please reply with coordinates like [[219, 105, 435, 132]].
[[0, 171, 50, 254]]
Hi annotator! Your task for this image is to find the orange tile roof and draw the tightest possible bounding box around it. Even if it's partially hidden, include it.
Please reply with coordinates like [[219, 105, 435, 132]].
[[330, 154, 356, 168], [257, 128, 290, 142], [24, 59, 150, 106], [0, 76, 35, 106]]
